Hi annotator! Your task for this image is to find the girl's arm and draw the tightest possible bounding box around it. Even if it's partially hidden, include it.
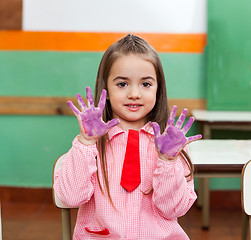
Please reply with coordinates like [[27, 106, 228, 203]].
[[152, 152, 197, 219], [151, 105, 201, 219], [53, 138, 98, 207]]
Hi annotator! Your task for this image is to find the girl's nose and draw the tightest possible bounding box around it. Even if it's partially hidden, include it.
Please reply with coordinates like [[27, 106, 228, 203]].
[[128, 86, 141, 99]]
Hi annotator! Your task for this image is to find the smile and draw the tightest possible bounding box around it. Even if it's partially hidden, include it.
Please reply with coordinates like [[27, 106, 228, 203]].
[[126, 105, 142, 108], [125, 104, 143, 111]]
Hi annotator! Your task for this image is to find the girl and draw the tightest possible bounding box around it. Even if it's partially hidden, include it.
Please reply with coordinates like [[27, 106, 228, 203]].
[[53, 34, 202, 239]]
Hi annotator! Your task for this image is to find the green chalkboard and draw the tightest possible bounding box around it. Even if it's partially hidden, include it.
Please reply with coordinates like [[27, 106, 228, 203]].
[[207, 0, 251, 110]]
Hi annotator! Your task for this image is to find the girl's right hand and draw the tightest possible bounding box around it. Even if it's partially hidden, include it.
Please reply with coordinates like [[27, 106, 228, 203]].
[[67, 86, 120, 145]]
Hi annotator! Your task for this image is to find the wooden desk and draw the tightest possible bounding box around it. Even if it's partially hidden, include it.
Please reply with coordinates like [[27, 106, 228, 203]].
[[189, 140, 251, 232], [192, 110, 251, 139]]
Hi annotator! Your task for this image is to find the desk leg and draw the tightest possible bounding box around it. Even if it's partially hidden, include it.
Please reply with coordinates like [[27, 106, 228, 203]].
[[201, 178, 210, 230], [197, 179, 203, 208], [203, 123, 211, 139], [198, 122, 211, 229], [249, 216, 251, 240]]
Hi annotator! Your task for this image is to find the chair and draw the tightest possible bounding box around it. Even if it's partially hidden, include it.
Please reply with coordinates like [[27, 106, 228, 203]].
[[241, 159, 251, 240], [52, 154, 74, 240]]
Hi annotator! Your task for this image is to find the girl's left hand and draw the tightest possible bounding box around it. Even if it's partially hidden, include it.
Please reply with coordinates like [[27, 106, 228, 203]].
[[152, 105, 202, 160]]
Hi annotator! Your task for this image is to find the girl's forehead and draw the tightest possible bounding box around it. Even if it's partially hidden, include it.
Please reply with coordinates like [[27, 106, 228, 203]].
[[110, 54, 156, 74]]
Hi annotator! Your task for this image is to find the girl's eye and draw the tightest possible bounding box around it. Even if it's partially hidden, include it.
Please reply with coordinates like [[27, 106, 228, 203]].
[[142, 82, 152, 88], [117, 82, 128, 88]]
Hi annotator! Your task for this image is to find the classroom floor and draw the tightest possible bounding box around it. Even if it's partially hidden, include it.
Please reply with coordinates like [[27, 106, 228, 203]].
[[1, 189, 247, 240]]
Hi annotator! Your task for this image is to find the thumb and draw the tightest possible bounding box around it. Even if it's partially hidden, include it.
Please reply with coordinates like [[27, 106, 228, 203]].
[[106, 118, 120, 129], [152, 122, 161, 138]]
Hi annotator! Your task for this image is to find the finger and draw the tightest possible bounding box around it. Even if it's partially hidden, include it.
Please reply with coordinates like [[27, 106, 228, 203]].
[[187, 134, 202, 143], [175, 108, 188, 129], [152, 122, 161, 138], [86, 86, 94, 107], [167, 105, 177, 126], [67, 101, 80, 116], [76, 94, 87, 111], [106, 118, 120, 129], [182, 116, 194, 134], [97, 89, 107, 112]]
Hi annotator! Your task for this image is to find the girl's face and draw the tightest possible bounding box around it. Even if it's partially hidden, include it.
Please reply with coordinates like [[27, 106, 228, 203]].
[[107, 54, 158, 131]]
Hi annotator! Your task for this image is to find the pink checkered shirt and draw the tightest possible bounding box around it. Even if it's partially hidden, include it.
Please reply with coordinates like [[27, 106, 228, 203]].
[[53, 123, 197, 239]]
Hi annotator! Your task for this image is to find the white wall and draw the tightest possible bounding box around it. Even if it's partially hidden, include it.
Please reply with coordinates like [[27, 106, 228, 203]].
[[23, 0, 207, 33]]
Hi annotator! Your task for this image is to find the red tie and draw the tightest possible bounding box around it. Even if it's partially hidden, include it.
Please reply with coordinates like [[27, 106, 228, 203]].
[[120, 129, 141, 191]]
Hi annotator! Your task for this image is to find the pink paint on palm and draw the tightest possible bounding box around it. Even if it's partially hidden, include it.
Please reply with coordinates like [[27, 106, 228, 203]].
[[67, 87, 119, 137], [152, 105, 202, 159]]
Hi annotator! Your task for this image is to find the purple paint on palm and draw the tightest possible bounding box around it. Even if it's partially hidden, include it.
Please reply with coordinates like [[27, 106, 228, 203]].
[[67, 87, 119, 137], [152, 105, 202, 159]]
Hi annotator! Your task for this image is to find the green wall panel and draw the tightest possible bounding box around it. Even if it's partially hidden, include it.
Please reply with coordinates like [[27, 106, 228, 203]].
[[0, 51, 206, 99], [194, 178, 241, 190], [0, 116, 79, 187], [160, 53, 206, 99], [0, 51, 103, 96], [207, 0, 251, 110]]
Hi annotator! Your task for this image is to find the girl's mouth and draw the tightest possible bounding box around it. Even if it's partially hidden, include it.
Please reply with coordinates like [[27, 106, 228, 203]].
[[126, 105, 141, 108], [125, 104, 143, 111]]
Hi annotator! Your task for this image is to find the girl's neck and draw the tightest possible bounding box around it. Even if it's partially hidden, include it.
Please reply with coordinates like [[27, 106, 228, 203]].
[[117, 120, 148, 132]]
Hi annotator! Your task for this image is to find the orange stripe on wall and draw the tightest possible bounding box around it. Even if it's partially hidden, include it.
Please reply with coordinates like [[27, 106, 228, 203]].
[[0, 31, 207, 53]]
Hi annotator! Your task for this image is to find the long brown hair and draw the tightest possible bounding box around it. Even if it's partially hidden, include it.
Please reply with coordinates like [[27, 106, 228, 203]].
[[94, 34, 193, 203]]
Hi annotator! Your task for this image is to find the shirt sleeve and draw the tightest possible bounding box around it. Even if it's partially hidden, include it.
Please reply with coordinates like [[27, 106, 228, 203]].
[[152, 152, 197, 220], [53, 136, 98, 207]]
